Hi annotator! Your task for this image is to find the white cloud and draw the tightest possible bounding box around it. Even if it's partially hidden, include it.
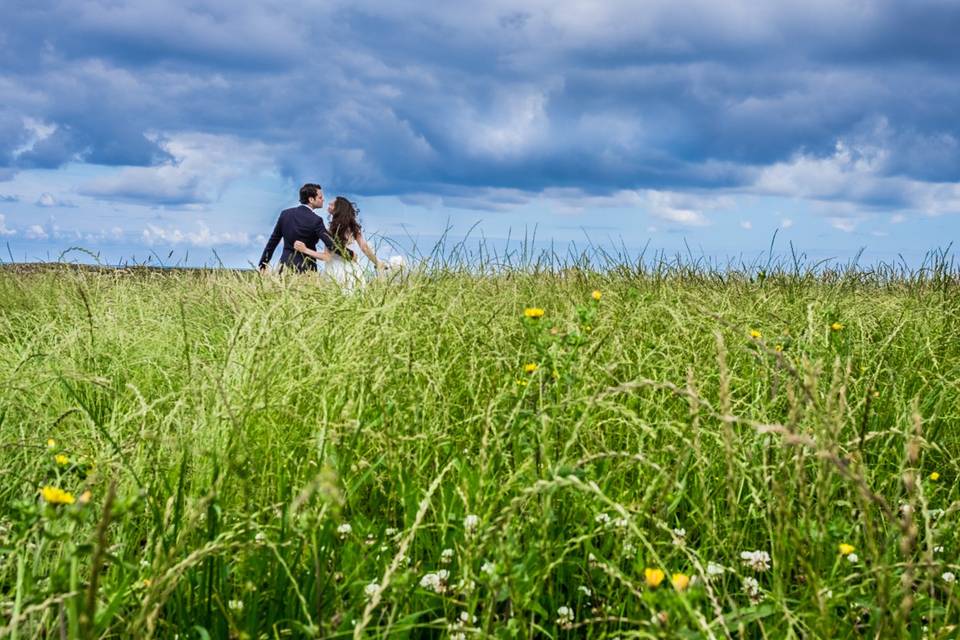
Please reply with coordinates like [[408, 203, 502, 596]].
[[0, 214, 15, 236], [142, 221, 252, 248], [890, 214, 905, 224], [25, 224, 48, 240], [829, 218, 857, 233], [739, 220, 752, 229], [780, 217, 793, 228], [36, 193, 77, 208]]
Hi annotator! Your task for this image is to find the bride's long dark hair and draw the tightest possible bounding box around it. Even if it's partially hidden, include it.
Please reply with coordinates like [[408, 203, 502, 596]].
[[329, 197, 361, 259]]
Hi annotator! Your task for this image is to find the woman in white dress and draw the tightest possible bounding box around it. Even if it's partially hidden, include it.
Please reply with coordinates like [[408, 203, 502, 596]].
[[293, 196, 385, 290]]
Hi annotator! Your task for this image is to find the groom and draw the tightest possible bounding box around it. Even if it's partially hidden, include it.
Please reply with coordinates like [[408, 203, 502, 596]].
[[258, 183, 334, 273]]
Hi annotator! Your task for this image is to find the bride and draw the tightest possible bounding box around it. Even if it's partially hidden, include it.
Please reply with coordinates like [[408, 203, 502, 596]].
[[293, 196, 385, 290]]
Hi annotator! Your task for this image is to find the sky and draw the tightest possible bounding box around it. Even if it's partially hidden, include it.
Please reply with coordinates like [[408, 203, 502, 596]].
[[1, 0, 959, 269]]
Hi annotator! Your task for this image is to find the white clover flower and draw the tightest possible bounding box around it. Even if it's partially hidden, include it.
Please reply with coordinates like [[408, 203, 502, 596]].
[[457, 578, 476, 594], [336, 523, 352, 539], [419, 570, 449, 593], [673, 527, 686, 539], [228, 599, 244, 612], [463, 514, 480, 534], [365, 534, 376, 546], [743, 577, 762, 603], [364, 582, 380, 600], [254, 532, 266, 543], [612, 517, 628, 529], [481, 561, 496, 575], [595, 513, 611, 526], [556, 605, 574, 626], [706, 562, 725, 577], [740, 550, 771, 572], [578, 585, 592, 596], [385, 527, 398, 537], [440, 548, 454, 564], [943, 572, 956, 584], [621, 542, 636, 559], [846, 553, 858, 563]]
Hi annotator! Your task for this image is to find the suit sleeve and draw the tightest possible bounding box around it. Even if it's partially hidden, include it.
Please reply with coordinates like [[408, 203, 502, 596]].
[[258, 214, 283, 268], [316, 219, 335, 252]]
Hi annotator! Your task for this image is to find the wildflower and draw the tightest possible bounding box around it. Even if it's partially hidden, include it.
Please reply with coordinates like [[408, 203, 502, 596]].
[[644, 568, 665, 588], [459, 611, 477, 625], [740, 550, 771, 572], [943, 572, 956, 584], [672, 528, 686, 545], [749, 329, 762, 339], [556, 605, 574, 626], [524, 307, 545, 319], [481, 561, 496, 576], [456, 578, 476, 594], [440, 548, 454, 564], [846, 553, 858, 563], [591, 290, 602, 301], [364, 582, 379, 600], [55, 454, 69, 466], [255, 532, 266, 543], [930, 472, 940, 481], [419, 570, 449, 593], [671, 573, 690, 592], [838, 543, 855, 556], [934, 545, 944, 554], [40, 486, 75, 505], [142, 578, 152, 587], [612, 517, 628, 529], [47, 438, 56, 448], [515, 378, 528, 386], [78, 490, 92, 505], [622, 542, 636, 558], [774, 344, 784, 352], [743, 577, 762, 603], [336, 523, 352, 539], [524, 363, 539, 374], [594, 513, 611, 526], [706, 562, 725, 577], [831, 322, 845, 331], [450, 633, 466, 640], [385, 527, 399, 537], [463, 514, 480, 534], [578, 585, 592, 596], [228, 599, 244, 612]]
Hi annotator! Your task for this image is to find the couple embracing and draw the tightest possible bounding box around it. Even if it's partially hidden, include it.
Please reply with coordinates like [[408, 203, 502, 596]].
[[257, 183, 385, 287]]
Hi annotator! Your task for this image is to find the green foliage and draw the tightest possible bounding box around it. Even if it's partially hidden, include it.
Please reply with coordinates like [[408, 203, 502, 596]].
[[0, 262, 959, 638]]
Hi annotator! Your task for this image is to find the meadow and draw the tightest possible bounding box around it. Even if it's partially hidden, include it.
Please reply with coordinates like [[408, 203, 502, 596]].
[[1, 254, 959, 639]]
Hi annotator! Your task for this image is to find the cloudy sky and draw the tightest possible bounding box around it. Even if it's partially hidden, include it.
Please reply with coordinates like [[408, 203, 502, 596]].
[[1, 0, 958, 268]]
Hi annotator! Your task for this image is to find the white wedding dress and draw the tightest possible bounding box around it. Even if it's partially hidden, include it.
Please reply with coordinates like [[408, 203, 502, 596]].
[[324, 251, 364, 292]]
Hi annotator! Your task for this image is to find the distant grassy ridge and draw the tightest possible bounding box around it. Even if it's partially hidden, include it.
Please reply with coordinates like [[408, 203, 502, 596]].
[[1, 261, 959, 638]]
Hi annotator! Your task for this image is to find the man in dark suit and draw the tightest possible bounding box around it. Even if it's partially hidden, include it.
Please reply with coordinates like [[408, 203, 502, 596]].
[[258, 183, 336, 273]]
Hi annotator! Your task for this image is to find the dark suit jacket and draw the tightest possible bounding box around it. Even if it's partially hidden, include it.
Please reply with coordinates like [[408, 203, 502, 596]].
[[258, 205, 336, 272]]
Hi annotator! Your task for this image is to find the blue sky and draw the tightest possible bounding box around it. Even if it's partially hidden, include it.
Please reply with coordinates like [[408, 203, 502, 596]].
[[1, 0, 958, 268]]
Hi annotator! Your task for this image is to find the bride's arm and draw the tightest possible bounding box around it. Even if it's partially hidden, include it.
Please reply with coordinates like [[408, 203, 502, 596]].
[[355, 231, 386, 271], [292, 240, 332, 262]]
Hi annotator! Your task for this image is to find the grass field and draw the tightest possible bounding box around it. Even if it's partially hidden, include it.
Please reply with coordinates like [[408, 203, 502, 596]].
[[1, 257, 959, 639]]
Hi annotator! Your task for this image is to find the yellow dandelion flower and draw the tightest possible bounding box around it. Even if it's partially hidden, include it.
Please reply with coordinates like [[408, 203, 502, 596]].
[[524, 363, 539, 374], [930, 472, 940, 481], [55, 454, 69, 466], [591, 290, 602, 301], [142, 579, 152, 587], [774, 344, 784, 352], [524, 307, 545, 319], [584, 324, 592, 332], [47, 438, 56, 448], [831, 322, 845, 331], [40, 486, 75, 505], [515, 378, 528, 387], [671, 573, 690, 592], [644, 568, 665, 588], [838, 543, 855, 556], [749, 329, 762, 339]]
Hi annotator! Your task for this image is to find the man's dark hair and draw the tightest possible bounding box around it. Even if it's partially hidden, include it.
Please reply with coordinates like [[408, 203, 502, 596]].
[[299, 183, 322, 204]]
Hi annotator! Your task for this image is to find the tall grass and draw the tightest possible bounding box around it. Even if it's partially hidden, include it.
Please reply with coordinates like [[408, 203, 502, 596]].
[[1, 253, 959, 638]]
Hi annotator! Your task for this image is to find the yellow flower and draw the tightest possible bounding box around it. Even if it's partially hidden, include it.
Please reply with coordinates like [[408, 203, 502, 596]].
[[515, 378, 528, 387], [930, 472, 940, 481], [78, 490, 93, 505], [40, 486, 75, 505], [872, 390, 880, 399], [55, 454, 69, 466], [671, 573, 690, 592], [774, 344, 784, 352], [644, 568, 665, 588], [584, 325, 592, 332], [524, 363, 539, 374], [838, 543, 855, 556], [749, 329, 762, 339], [831, 322, 845, 331], [551, 369, 560, 380], [47, 438, 56, 448], [591, 290, 602, 301], [524, 307, 545, 319], [142, 579, 152, 587]]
